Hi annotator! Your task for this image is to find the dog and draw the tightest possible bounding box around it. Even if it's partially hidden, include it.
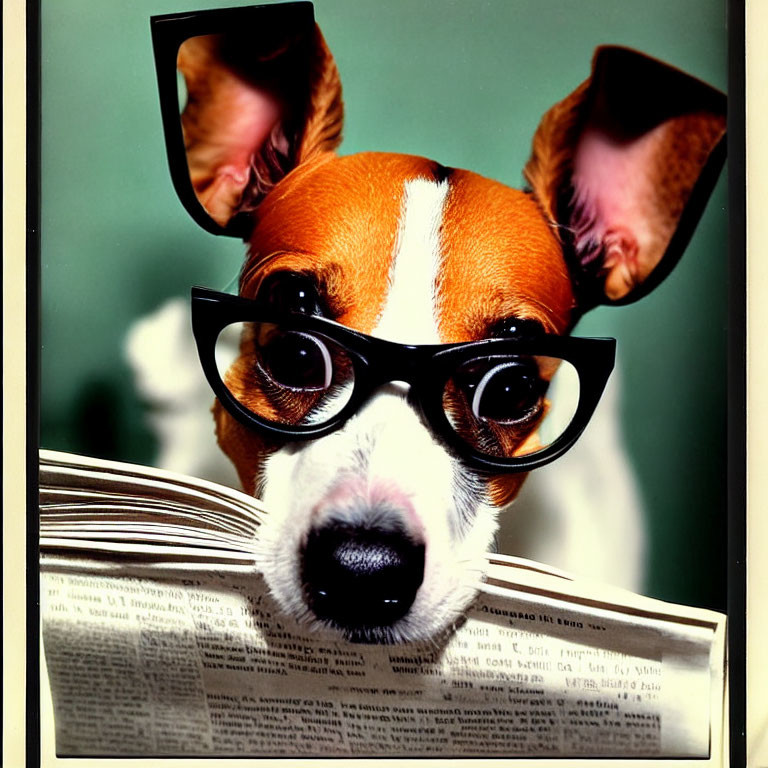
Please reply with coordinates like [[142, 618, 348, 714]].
[[144, 3, 725, 643]]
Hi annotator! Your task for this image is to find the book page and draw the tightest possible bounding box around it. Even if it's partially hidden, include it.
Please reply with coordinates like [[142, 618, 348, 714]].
[[40, 566, 721, 759]]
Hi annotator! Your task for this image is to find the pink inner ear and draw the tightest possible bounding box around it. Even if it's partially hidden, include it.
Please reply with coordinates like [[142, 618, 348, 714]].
[[186, 74, 283, 166], [179, 35, 288, 226], [198, 83, 284, 175], [570, 123, 671, 294], [188, 83, 285, 225]]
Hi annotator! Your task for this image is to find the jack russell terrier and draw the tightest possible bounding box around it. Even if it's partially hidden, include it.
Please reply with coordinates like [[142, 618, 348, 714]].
[[141, 2, 725, 643]]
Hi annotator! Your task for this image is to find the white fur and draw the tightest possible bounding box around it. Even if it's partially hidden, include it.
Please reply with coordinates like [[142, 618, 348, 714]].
[[257, 384, 498, 641], [373, 177, 448, 344]]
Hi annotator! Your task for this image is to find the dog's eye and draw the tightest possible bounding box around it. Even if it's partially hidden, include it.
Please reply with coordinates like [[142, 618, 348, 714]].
[[260, 330, 332, 391], [467, 360, 543, 424], [258, 271, 323, 315], [444, 355, 579, 458]]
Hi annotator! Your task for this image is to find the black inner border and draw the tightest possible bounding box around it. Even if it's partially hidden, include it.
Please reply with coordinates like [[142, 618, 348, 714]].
[[726, 0, 747, 765], [27, 0, 42, 765]]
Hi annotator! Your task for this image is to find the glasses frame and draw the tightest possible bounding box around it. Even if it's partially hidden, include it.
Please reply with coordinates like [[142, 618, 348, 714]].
[[191, 287, 616, 473], [150, 2, 316, 239]]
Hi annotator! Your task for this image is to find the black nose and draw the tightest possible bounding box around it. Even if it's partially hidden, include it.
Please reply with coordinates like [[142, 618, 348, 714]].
[[301, 523, 425, 632]]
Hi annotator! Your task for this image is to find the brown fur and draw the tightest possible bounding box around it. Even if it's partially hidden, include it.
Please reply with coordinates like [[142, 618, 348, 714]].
[[438, 170, 574, 341]]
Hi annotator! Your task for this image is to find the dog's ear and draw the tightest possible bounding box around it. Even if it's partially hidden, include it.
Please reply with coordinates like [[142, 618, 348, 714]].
[[160, 9, 343, 233], [524, 46, 726, 307], [179, 24, 342, 230]]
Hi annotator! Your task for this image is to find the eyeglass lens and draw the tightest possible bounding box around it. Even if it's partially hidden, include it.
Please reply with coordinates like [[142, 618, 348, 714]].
[[215, 321, 356, 427], [215, 321, 580, 456], [442, 355, 579, 458]]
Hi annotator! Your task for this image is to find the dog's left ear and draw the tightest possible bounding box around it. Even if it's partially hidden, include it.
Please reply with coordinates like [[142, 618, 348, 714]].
[[524, 46, 726, 307], [152, 4, 343, 237]]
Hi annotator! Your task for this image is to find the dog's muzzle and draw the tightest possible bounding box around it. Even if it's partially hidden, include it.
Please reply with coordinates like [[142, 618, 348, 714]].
[[300, 521, 425, 641]]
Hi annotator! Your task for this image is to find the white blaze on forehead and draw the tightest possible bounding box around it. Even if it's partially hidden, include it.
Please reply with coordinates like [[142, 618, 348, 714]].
[[373, 177, 449, 344]]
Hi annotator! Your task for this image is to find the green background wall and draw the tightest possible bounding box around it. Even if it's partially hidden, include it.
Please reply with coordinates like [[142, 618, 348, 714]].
[[40, 0, 728, 609]]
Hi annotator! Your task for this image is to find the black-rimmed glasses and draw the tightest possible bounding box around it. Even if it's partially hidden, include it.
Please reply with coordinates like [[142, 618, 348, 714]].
[[191, 287, 616, 473]]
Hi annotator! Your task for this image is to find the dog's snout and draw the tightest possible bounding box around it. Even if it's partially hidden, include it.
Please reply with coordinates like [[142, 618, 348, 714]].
[[301, 523, 425, 635]]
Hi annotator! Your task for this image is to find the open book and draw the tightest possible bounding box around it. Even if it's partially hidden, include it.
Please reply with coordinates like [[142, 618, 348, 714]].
[[39, 449, 727, 761]]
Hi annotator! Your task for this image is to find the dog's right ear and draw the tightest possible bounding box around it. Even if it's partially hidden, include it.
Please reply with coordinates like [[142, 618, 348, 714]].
[[523, 47, 726, 309], [152, 3, 342, 237]]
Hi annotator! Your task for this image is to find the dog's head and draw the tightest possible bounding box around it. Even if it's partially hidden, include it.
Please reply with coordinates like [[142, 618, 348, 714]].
[[153, 3, 725, 643]]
